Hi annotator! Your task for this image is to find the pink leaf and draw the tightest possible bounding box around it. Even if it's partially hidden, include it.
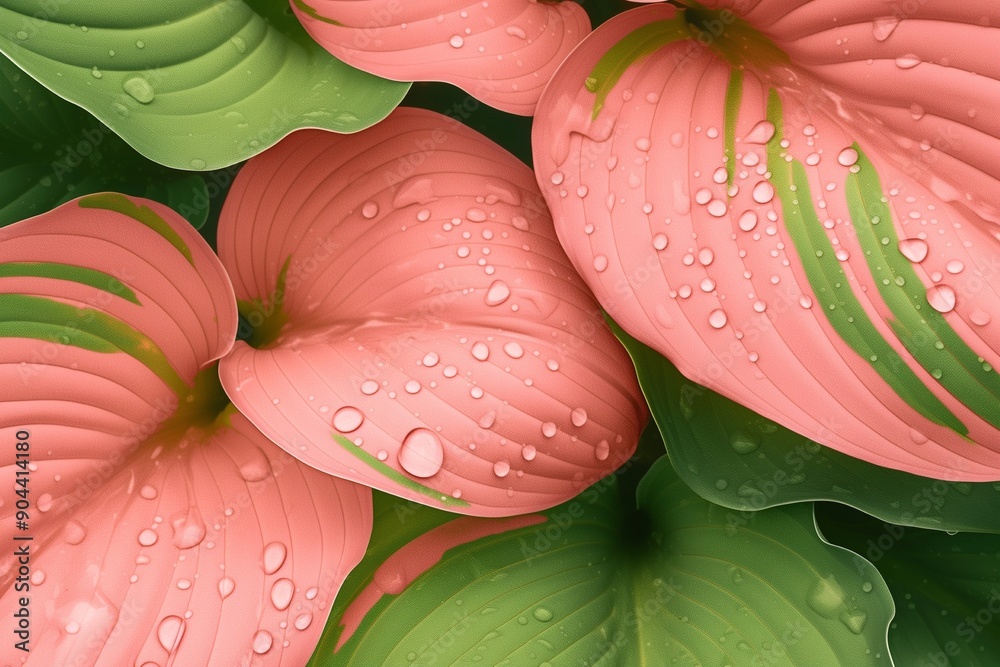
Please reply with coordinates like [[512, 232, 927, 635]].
[[0, 194, 237, 546], [290, 0, 591, 115], [532, 4, 1000, 479], [217, 108, 647, 516], [0, 410, 371, 666]]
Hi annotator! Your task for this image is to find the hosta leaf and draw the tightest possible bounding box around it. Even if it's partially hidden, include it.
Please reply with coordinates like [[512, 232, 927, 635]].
[[818, 503, 1000, 667], [0, 408, 372, 666], [532, 3, 1000, 481], [291, 0, 590, 116], [308, 449, 894, 666], [0, 54, 209, 227], [0, 0, 409, 170], [216, 107, 647, 517], [611, 316, 1000, 533]]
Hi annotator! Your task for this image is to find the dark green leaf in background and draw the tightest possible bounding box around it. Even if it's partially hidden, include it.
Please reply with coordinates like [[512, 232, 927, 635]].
[[309, 432, 893, 666], [610, 317, 1000, 534]]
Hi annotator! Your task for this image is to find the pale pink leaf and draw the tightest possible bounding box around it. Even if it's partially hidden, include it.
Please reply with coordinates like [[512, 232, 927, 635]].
[[217, 108, 647, 516], [290, 0, 591, 115], [0, 194, 237, 551], [0, 410, 371, 666], [532, 4, 1000, 479]]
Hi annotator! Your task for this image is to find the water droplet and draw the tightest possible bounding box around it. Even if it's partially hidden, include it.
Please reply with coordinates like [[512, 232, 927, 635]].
[[670, 131, 685, 147], [522, 445, 537, 461], [837, 148, 859, 166], [541, 422, 557, 438], [926, 284, 957, 313], [738, 210, 758, 232], [271, 578, 294, 610], [404, 379, 421, 394], [571, 408, 588, 427], [808, 576, 845, 618], [91, 66, 102, 79], [745, 121, 775, 144], [218, 577, 236, 599], [171, 507, 206, 549], [333, 406, 364, 433], [729, 431, 759, 454], [190, 159, 206, 170], [252, 629, 273, 654], [698, 248, 715, 266], [752, 181, 774, 204], [872, 16, 899, 41], [449, 35, 464, 48], [136, 40, 145, 48], [122, 77, 155, 104], [263, 541, 287, 575], [472, 341, 490, 361], [63, 520, 86, 544], [835, 248, 850, 261], [15, 30, 28, 40], [652, 233, 668, 250], [493, 460, 510, 478], [595, 440, 610, 461], [970, 309, 991, 326], [466, 208, 487, 222], [138, 529, 158, 547], [157, 616, 186, 653], [503, 341, 524, 359], [533, 607, 553, 622], [294, 613, 313, 630], [511, 216, 529, 231], [695, 188, 713, 205], [505, 25, 527, 39], [895, 53, 921, 69], [635, 137, 651, 151], [486, 280, 511, 306], [361, 379, 380, 395], [707, 199, 728, 217], [861, 581, 873, 593], [898, 238, 928, 263], [362, 202, 379, 219], [840, 610, 868, 634], [946, 259, 965, 274], [37, 493, 53, 512], [399, 428, 445, 478], [593, 255, 609, 272], [708, 309, 728, 329]]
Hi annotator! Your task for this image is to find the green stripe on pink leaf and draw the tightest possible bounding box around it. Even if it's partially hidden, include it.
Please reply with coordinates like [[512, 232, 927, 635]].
[[766, 91, 968, 436]]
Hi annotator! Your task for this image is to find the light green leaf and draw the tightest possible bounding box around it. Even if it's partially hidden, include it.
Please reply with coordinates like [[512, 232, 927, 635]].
[[0, 53, 209, 227], [818, 503, 1000, 667], [609, 316, 1000, 534], [309, 443, 893, 666], [0, 0, 409, 170]]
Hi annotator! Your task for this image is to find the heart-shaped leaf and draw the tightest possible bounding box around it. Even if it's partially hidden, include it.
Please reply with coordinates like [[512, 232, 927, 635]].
[[0, 0, 409, 170], [307, 446, 894, 666], [611, 316, 1000, 533], [216, 107, 648, 517], [291, 0, 590, 116], [818, 503, 1000, 667], [532, 3, 1000, 481], [0, 54, 210, 228]]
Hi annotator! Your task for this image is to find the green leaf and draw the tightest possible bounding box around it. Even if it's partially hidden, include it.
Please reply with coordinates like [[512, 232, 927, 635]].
[[0, 53, 209, 227], [818, 503, 1000, 667], [0, 0, 409, 170], [609, 316, 1000, 534], [309, 451, 893, 666]]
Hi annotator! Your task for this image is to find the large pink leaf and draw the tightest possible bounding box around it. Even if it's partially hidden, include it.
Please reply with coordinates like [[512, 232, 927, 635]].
[[0, 194, 237, 560], [217, 108, 648, 516], [290, 0, 591, 115], [532, 4, 1000, 479], [0, 410, 371, 666]]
